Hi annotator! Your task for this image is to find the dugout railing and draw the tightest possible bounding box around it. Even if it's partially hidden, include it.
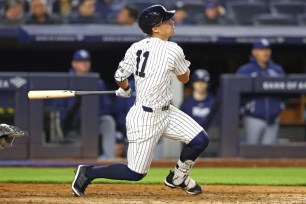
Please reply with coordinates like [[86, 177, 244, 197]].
[[0, 73, 28, 159], [1, 73, 306, 159], [220, 74, 306, 157], [0, 72, 100, 159]]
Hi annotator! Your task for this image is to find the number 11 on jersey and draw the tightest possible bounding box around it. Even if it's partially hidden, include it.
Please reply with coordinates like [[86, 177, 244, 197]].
[[136, 50, 150, 78]]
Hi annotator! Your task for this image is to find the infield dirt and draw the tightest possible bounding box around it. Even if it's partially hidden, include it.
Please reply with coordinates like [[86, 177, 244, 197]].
[[1, 183, 306, 204]]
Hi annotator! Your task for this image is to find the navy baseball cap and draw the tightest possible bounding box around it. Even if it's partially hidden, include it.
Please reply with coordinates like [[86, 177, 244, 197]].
[[191, 69, 210, 82], [253, 38, 271, 49], [72, 49, 91, 61]]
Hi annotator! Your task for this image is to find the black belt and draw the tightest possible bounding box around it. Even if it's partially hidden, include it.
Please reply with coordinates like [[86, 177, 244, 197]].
[[142, 105, 169, 112]]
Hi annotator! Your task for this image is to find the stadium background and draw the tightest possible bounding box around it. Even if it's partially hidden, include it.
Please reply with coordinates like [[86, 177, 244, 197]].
[[1, 0, 306, 203], [1, 0, 306, 91], [1, 40, 306, 90], [1, 0, 306, 167]]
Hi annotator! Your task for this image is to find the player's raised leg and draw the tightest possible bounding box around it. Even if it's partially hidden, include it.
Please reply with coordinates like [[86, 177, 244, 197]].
[[72, 162, 145, 197], [163, 105, 209, 195], [72, 105, 165, 197], [71, 108, 146, 197]]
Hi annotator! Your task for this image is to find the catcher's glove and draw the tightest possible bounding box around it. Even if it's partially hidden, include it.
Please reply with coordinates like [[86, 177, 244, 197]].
[[0, 124, 29, 150]]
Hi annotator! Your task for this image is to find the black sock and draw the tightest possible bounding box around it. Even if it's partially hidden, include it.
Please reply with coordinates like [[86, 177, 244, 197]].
[[86, 162, 144, 181], [180, 131, 209, 162]]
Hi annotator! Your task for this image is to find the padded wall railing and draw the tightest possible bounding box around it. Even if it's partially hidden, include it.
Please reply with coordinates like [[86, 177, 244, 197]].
[[220, 74, 306, 158], [0, 72, 100, 159], [0, 73, 28, 159]]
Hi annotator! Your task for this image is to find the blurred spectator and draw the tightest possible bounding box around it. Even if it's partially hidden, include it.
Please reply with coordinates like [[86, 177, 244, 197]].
[[24, 0, 62, 24], [52, 0, 74, 17], [53, 49, 116, 159], [236, 39, 285, 145], [95, 0, 113, 22], [67, 0, 103, 24], [172, 1, 192, 25], [180, 69, 217, 131], [112, 77, 136, 158], [116, 5, 138, 26], [0, 0, 24, 26], [200, 1, 231, 25]]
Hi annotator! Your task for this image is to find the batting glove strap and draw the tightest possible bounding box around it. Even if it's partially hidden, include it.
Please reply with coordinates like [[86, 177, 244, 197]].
[[115, 87, 132, 98]]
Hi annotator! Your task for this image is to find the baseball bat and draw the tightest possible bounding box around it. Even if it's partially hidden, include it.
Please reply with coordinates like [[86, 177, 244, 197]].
[[28, 90, 116, 99]]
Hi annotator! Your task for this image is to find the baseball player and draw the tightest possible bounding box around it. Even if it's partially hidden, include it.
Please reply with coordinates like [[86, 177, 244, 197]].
[[72, 4, 209, 197], [180, 69, 217, 130]]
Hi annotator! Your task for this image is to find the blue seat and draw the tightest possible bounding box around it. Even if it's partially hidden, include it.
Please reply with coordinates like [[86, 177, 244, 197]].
[[227, 1, 270, 25], [180, 1, 205, 24], [0, 0, 6, 13], [127, 0, 163, 12], [104, 2, 126, 24], [227, 0, 267, 4], [297, 13, 306, 25], [271, 1, 306, 17], [253, 14, 297, 26]]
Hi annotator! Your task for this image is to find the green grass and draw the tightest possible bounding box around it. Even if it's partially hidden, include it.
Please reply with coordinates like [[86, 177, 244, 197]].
[[1, 167, 306, 186]]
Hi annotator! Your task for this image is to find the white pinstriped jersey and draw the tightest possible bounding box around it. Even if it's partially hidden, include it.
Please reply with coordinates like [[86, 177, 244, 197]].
[[119, 37, 190, 110], [116, 37, 204, 174]]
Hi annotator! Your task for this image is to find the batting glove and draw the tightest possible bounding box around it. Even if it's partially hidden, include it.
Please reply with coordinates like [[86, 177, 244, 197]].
[[115, 87, 131, 98]]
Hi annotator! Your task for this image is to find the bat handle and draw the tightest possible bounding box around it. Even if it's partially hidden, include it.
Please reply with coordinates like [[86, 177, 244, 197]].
[[74, 91, 116, 96]]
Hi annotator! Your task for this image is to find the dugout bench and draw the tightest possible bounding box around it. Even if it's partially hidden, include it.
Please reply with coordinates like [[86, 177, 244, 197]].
[[0, 73, 100, 159], [220, 75, 306, 158]]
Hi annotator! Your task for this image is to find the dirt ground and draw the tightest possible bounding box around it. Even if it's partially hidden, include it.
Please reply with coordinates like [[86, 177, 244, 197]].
[[1, 159, 306, 203], [1, 183, 306, 204]]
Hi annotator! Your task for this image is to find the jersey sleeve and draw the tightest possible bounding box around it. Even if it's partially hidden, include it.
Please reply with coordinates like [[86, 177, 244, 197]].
[[172, 45, 190, 75], [118, 45, 135, 73]]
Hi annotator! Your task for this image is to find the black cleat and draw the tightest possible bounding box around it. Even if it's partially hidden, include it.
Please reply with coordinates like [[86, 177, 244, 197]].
[[72, 165, 92, 197], [164, 170, 203, 195]]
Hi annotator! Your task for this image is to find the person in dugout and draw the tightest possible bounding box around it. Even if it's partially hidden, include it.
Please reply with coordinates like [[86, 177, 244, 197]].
[[236, 38, 285, 145], [180, 69, 217, 131], [53, 49, 116, 159]]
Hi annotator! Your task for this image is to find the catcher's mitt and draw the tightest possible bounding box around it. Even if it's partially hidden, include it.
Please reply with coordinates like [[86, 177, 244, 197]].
[[0, 124, 29, 150]]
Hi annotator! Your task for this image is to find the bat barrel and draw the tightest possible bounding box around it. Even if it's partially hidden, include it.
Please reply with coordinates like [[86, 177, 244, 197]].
[[28, 90, 116, 99], [28, 90, 76, 99]]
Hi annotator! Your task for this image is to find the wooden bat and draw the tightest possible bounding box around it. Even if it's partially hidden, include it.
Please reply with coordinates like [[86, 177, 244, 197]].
[[28, 90, 116, 99]]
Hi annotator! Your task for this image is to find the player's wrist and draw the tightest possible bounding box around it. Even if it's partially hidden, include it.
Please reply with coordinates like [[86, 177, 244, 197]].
[[123, 85, 130, 91]]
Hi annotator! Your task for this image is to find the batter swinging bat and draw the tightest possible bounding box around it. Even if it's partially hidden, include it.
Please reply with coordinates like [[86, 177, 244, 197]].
[[28, 90, 116, 99]]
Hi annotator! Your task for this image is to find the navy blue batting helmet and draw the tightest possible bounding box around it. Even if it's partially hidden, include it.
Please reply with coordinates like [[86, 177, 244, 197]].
[[138, 5, 175, 35]]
